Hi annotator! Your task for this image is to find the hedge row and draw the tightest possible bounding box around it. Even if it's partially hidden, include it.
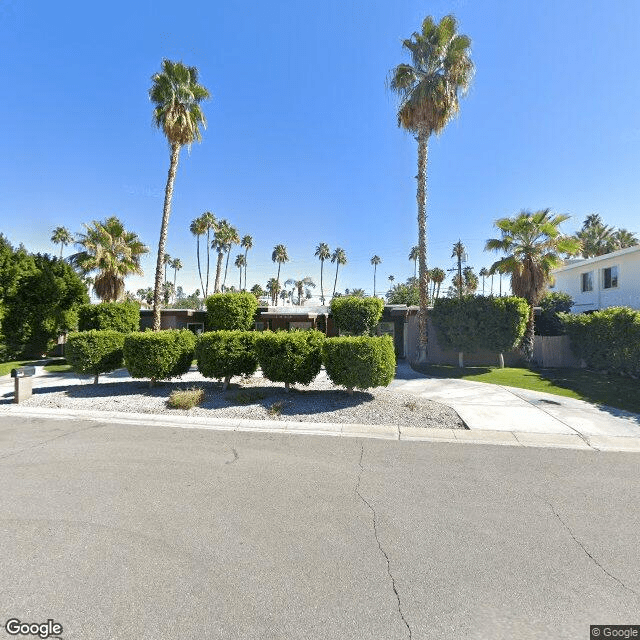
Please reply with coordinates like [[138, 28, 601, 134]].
[[78, 301, 140, 332], [196, 330, 395, 393], [561, 307, 640, 376]]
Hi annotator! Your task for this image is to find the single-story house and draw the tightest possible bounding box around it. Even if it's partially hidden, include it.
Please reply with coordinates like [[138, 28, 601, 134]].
[[551, 245, 640, 312]]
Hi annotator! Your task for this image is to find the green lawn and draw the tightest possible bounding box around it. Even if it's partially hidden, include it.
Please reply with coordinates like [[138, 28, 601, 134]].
[[411, 364, 640, 415], [43, 362, 72, 373], [0, 358, 70, 376]]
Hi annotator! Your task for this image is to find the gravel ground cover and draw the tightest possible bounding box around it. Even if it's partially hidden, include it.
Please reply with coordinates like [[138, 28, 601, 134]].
[[8, 369, 465, 430]]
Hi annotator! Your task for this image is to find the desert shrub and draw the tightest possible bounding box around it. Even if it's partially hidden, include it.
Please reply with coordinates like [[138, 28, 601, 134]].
[[196, 330, 258, 389], [124, 329, 196, 384], [78, 301, 140, 332], [167, 388, 204, 410], [205, 292, 258, 331], [323, 335, 395, 394], [255, 330, 324, 390], [536, 292, 573, 336], [330, 296, 384, 336], [562, 307, 640, 376], [65, 330, 125, 384]]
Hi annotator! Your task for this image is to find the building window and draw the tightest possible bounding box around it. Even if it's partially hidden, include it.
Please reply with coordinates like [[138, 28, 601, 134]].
[[602, 266, 618, 289], [581, 272, 593, 292]]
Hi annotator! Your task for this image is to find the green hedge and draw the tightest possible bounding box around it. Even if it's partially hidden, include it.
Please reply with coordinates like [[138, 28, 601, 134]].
[[205, 292, 258, 331], [124, 329, 196, 384], [431, 296, 529, 366], [65, 330, 125, 383], [323, 335, 395, 394], [196, 331, 258, 389], [562, 307, 640, 376], [78, 301, 140, 332], [255, 330, 324, 390], [330, 296, 384, 336], [535, 292, 573, 336]]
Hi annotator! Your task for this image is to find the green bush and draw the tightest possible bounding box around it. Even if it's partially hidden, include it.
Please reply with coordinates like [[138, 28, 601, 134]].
[[562, 307, 640, 376], [124, 329, 196, 385], [78, 301, 140, 332], [536, 292, 573, 336], [330, 296, 384, 336], [205, 292, 258, 331], [255, 330, 324, 390], [431, 297, 478, 354], [323, 335, 396, 394], [65, 330, 125, 384], [196, 331, 258, 389]]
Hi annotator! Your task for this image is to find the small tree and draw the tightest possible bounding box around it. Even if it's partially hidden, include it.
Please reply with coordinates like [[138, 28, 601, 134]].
[[205, 292, 258, 331], [196, 331, 258, 390], [66, 330, 125, 384], [330, 297, 384, 336]]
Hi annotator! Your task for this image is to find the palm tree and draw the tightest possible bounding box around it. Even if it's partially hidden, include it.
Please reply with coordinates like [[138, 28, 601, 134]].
[[430, 267, 446, 300], [190, 215, 208, 297], [51, 226, 73, 258], [70, 216, 149, 302], [163, 252, 172, 283], [266, 278, 281, 306], [201, 211, 216, 297], [136, 287, 154, 308], [235, 254, 246, 290], [240, 235, 253, 290], [390, 14, 474, 361], [451, 241, 466, 299], [285, 277, 316, 305], [479, 267, 489, 295], [331, 248, 347, 298], [408, 245, 419, 278], [171, 257, 182, 293], [272, 244, 289, 306], [350, 288, 366, 298], [613, 228, 638, 250], [576, 217, 615, 258], [388, 274, 395, 284], [212, 219, 233, 293], [370, 255, 382, 297], [486, 209, 581, 361], [315, 242, 331, 305], [222, 224, 240, 290], [149, 59, 210, 330]]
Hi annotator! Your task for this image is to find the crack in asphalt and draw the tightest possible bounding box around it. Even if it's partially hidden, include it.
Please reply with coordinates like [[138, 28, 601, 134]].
[[541, 497, 639, 598], [355, 442, 412, 639], [225, 447, 239, 465]]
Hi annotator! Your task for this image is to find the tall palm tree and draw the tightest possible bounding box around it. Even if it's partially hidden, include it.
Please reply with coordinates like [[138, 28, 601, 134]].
[[171, 257, 182, 293], [430, 267, 445, 300], [485, 209, 581, 361], [235, 254, 246, 290], [190, 215, 208, 297], [451, 240, 466, 299], [70, 216, 149, 302], [272, 244, 289, 306], [390, 14, 474, 361], [331, 248, 347, 298], [149, 59, 210, 330], [51, 226, 73, 258], [314, 242, 331, 305], [479, 267, 489, 295], [201, 211, 216, 297], [136, 287, 154, 308], [285, 277, 316, 305], [408, 245, 419, 278], [240, 235, 253, 291], [163, 252, 172, 283], [222, 224, 240, 290], [266, 278, 281, 306], [213, 219, 233, 293], [613, 228, 638, 250], [370, 255, 382, 297]]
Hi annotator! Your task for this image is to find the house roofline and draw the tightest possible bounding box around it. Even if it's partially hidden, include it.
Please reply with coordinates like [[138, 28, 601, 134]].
[[552, 244, 640, 273]]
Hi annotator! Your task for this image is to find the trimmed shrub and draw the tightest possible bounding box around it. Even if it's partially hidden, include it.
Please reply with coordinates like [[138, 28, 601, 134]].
[[562, 307, 640, 376], [255, 330, 324, 390], [205, 292, 258, 331], [330, 296, 384, 336], [65, 330, 125, 384], [323, 335, 396, 394], [431, 297, 478, 362], [124, 329, 196, 385], [78, 301, 140, 332], [196, 330, 259, 389], [536, 292, 573, 336]]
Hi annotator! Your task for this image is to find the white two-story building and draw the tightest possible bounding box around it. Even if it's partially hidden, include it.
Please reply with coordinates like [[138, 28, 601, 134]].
[[551, 245, 640, 312]]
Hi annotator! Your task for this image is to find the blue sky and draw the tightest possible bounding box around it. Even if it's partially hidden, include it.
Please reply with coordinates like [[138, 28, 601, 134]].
[[1, 0, 639, 300]]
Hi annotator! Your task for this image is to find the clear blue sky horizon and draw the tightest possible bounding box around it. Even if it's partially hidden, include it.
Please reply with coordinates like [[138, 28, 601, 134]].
[[1, 0, 639, 301]]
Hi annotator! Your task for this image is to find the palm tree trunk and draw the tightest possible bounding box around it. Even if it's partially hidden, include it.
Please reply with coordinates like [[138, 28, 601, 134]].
[[373, 265, 377, 297], [196, 237, 205, 298], [223, 249, 232, 290], [59, 244, 63, 259], [332, 264, 339, 297], [522, 304, 535, 362], [244, 249, 248, 291], [153, 143, 180, 331], [276, 263, 282, 306], [214, 251, 224, 293], [416, 128, 429, 363], [205, 229, 211, 298], [239, 267, 242, 290], [320, 261, 325, 305], [414, 259, 417, 279]]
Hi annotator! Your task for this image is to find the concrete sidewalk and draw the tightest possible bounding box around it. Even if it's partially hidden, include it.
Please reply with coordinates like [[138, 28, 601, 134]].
[[1, 362, 640, 452]]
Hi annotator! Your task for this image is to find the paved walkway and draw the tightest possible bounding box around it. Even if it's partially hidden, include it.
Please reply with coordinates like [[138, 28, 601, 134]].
[[1, 362, 639, 452]]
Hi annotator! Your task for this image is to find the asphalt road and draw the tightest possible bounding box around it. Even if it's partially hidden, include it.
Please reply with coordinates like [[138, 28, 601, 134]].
[[0, 415, 639, 640]]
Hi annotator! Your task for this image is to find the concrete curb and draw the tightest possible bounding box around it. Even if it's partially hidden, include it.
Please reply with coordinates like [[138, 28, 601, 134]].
[[2, 405, 640, 452]]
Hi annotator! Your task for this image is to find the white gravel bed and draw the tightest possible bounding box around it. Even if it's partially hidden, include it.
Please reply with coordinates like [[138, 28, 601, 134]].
[[10, 371, 465, 430]]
